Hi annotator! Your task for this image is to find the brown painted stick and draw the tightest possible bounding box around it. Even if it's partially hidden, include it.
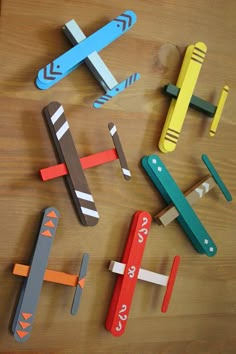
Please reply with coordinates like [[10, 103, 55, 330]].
[[154, 176, 215, 226]]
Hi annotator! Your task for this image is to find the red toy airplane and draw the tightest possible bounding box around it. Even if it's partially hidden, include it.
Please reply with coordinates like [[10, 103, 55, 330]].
[[106, 211, 180, 336]]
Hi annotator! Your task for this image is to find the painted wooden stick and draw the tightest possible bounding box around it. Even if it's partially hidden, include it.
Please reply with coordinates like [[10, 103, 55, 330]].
[[12, 207, 59, 342], [43, 102, 99, 226], [36, 11, 137, 90], [106, 211, 152, 336], [154, 176, 215, 226]]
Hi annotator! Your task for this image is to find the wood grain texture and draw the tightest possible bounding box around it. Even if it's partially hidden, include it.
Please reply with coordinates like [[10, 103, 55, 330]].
[[0, 0, 236, 352]]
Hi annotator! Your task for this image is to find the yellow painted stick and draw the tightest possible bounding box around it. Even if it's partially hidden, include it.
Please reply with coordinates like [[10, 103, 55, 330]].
[[209, 85, 229, 136], [159, 45, 195, 153], [159, 42, 207, 153]]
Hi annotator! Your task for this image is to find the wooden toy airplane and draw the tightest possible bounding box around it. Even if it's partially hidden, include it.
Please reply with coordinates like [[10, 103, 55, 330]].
[[106, 211, 180, 336], [142, 155, 232, 256], [36, 11, 140, 107], [159, 42, 229, 153], [39, 102, 131, 227], [12, 207, 89, 342], [62, 18, 140, 108]]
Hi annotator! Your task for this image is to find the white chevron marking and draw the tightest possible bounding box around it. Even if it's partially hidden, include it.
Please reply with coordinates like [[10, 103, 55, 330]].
[[203, 182, 210, 193], [196, 187, 203, 198]]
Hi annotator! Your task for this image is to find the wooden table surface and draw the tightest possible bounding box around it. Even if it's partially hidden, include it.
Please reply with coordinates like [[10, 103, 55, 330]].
[[0, 0, 235, 352]]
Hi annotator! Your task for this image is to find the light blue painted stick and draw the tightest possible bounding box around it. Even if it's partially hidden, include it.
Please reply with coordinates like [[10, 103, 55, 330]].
[[63, 19, 118, 91], [93, 73, 141, 108], [36, 11, 137, 90], [63, 19, 140, 108]]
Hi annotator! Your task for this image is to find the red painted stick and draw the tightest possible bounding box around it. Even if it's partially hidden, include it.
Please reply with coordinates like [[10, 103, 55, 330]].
[[161, 255, 180, 313], [40, 148, 118, 181], [106, 211, 152, 336]]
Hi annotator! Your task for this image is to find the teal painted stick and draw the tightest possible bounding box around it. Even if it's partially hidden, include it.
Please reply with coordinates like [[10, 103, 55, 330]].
[[202, 154, 232, 202], [142, 155, 217, 256], [142, 156, 204, 254]]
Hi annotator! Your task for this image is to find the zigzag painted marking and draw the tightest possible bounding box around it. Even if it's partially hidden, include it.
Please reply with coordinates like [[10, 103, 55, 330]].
[[114, 12, 132, 32], [43, 62, 62, 80], [114, 19, 126, 31], [94, 100, 105, 106], [121, 13, 132, 27]]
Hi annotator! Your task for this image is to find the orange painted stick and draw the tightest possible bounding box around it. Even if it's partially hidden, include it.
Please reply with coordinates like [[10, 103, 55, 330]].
[[13, 264, 78, 287]]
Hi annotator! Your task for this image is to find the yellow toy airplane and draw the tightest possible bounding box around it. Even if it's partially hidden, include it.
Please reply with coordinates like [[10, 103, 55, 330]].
[[159, 42, 229, 153]]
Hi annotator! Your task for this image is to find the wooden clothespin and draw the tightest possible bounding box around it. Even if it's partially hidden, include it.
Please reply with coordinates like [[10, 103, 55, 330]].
[[12, 208, 89, 342], [62, 18, 140, 108], [39, 102, 131, 226], [154, 154, 232, 227], [159, 42, 229, 152], [142, 154, 232, 256], [106, 211, 180, 336], [36, 11, 140, 107]]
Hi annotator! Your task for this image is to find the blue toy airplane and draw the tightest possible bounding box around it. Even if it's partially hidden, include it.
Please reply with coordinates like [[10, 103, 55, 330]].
[[36, 11, 140, 108]]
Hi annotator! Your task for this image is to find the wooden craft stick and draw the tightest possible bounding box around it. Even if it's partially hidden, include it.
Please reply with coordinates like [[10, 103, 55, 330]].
[[164, 83, 216, 117], [93, 73, 140, 108], [106, 211, 152, 336], [40, 149, 118, 181], [109, 261, 168, 286], [142, 155, 217, 256], [13, 264, 79, 287], [63, 19, 118, 91], [202, 154, 232, 201], [159, 42, 207, 153], [209, 86, 229, 136], [44, 102, 99, 226], [161, 256, 180, 313], [40, 163, 68, 181], [63, 18, 140, 108], [108, 122, 131, 180], [12, 207, 59, 342], [71, 253, 89, 315], [154, 176, 215, 226], [159, 44, 194, 153], [36, 11, 137, 89]]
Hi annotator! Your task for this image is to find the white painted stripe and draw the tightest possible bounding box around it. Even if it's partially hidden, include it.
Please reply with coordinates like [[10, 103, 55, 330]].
[[109, 261, 168, 286], [122, 168, 131, 177], [56, 121, 69, 140], [51, 105, 64, 124], [81, 207, 99, 218], [109, 125, 117, 136], [75, 190, 94, 202]]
